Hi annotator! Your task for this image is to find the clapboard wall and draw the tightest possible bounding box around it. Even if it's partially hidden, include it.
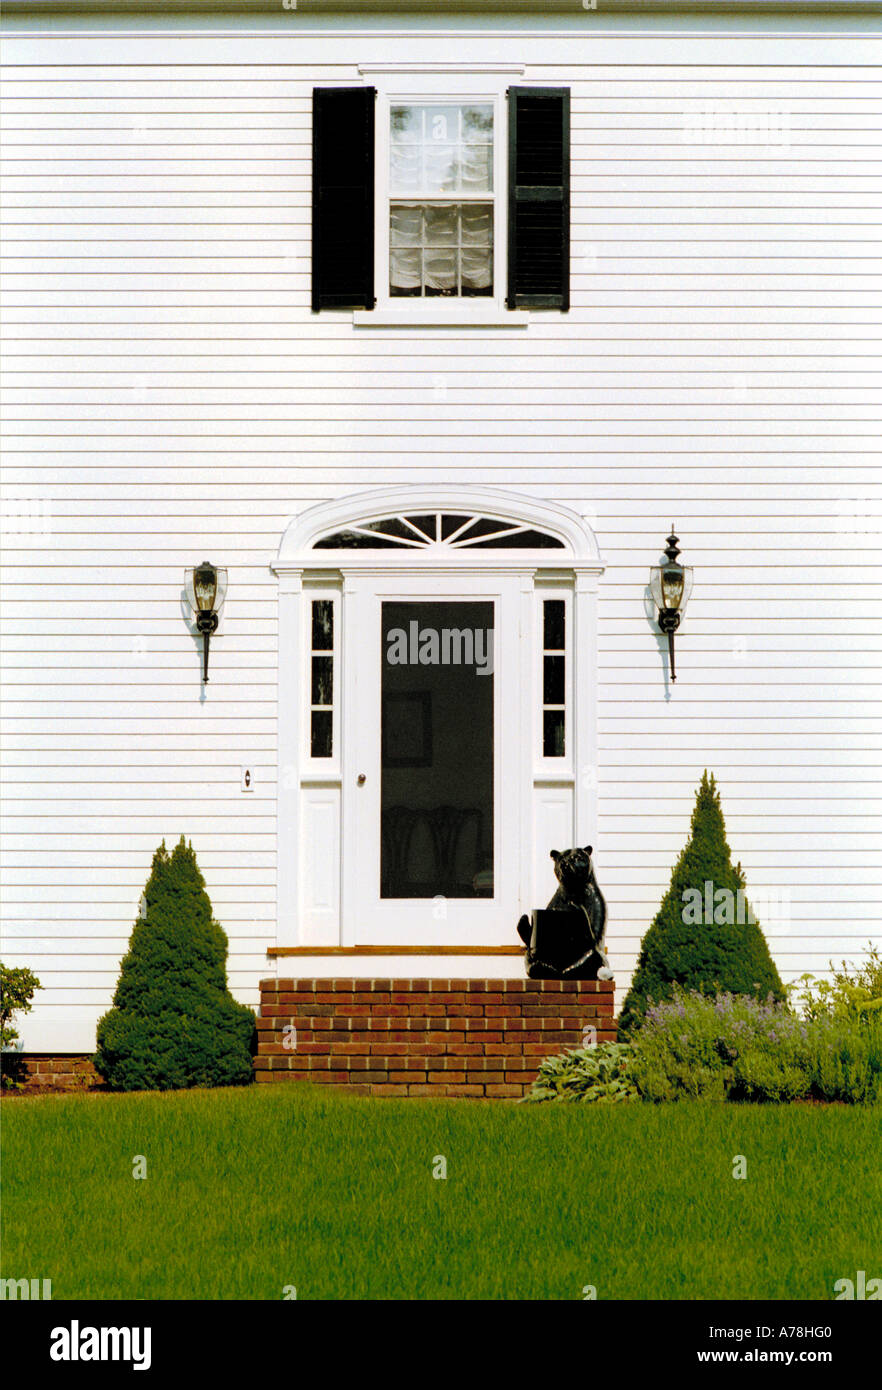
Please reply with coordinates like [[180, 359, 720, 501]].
[[1, 16, 881, 1050]]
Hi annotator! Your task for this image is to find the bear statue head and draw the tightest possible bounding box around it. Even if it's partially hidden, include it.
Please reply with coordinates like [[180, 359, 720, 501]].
[[550, 845, 594, 900]]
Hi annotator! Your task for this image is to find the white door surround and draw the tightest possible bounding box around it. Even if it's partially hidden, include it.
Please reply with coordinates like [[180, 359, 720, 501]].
[[272, 485, 603, 951]]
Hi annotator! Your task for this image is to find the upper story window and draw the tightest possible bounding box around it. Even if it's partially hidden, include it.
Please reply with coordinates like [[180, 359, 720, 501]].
[[389, 102, 494, 300], [311, 82, 569, 319]]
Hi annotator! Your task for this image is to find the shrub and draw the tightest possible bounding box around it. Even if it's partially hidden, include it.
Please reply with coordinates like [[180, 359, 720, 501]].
[[618, 771, 785, 1037], [0, 964, 41, 1089], [95, 837, 255, 1091], [522, 1043, 638, 1104], [627, 987, 882, 1104], [794, 945, 882, 1024], [809, 1013, 882, 1104]]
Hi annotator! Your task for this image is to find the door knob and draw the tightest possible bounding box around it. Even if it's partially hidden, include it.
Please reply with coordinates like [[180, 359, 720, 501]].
[[357, 773, 366, 786]]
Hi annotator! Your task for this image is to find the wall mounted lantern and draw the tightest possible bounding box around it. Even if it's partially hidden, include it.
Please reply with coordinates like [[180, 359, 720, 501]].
[[185, 561, 227, 684], [650, 527, 693, 682]]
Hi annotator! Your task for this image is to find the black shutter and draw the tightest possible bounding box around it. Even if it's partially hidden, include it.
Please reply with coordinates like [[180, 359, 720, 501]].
[[312, 87, 375, 310], [507, 87, 570, 310]]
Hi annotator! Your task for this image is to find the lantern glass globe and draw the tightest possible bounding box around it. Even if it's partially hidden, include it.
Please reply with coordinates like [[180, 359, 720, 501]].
[[651, 563, 693, 615], [185, 563, 227, 616]]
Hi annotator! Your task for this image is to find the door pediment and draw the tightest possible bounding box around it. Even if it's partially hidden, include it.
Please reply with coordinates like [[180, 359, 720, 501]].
[[274, 484, 603, 572]]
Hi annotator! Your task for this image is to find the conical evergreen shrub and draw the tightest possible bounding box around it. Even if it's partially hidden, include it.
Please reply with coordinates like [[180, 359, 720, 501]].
[[618, 772, 785, 1037], [95, 837, 255, 1090]]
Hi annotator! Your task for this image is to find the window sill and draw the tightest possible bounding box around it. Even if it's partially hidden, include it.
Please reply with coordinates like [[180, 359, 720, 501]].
[[352, 307, 529, 329]]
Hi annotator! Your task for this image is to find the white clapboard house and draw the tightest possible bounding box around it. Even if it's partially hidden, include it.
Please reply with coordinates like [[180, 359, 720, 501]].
[[1, 0, 880, 1058]]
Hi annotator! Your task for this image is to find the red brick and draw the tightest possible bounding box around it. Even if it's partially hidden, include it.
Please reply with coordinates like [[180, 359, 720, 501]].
[[428, 1071, 466, 1085], [466, 1071, 505, 1086], [370, 1084, 409, 1097], [485, 1084, 522, 1098], [446, 1085, 484, 1098]]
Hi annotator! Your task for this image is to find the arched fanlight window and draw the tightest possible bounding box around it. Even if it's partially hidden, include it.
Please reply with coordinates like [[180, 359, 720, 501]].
[[312, 511, 565, 551]]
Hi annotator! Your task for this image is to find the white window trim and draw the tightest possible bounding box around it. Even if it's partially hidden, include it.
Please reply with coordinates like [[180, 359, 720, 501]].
[[303, 585, 341, 774], [535, 586, 573, 777], [353, 68, 530, 329]]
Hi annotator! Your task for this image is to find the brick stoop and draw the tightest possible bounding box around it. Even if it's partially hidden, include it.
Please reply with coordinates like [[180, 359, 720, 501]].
[[257, 976, 617, 1098]]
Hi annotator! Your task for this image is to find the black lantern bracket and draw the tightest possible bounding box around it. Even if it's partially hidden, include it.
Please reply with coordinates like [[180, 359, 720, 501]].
[[195, 608, 219, 684]]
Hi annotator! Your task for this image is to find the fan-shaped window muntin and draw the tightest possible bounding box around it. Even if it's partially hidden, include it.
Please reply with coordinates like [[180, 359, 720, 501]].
[[312, 511, 565, 552]]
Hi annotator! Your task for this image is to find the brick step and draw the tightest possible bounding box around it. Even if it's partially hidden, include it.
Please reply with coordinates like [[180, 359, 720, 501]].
[[258, 975, 616, 1098]]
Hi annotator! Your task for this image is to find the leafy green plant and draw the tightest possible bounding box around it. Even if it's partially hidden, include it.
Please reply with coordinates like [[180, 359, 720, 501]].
[[0, 964, 42, 1090], [808, 1012, 882, 1104], [94, 837, 255, 1091], [618, 771, 785, 1037], [522, 1042, 638, 1103], [793, 945, 882, 1023], [626, 987, 882, 1104]]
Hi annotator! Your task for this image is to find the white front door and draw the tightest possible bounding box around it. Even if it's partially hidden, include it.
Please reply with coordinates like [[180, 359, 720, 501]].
[[345, 574, 525, 944]]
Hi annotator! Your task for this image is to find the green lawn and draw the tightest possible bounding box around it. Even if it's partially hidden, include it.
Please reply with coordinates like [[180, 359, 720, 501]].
[[2, 1086, 879, 1300]]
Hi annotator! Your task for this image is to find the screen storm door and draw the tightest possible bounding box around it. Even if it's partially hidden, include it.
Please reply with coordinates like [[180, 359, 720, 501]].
[[348, 577, 521, 944]]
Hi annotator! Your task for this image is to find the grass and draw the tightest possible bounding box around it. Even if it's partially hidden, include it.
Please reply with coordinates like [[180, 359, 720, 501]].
[[2, 1085, 880, 1300]]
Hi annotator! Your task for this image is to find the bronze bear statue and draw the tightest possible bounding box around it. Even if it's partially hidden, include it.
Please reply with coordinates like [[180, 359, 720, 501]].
[[517, 846, 613, 981]]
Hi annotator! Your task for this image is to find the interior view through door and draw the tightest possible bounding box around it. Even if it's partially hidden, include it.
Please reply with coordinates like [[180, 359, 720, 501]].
[[380, 600, 495, 902]]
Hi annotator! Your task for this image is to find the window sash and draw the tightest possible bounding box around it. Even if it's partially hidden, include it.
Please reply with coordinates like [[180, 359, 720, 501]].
[[537, 591, 572, 766], [305, 592, 340, 764], [374, 87, 507, 315]]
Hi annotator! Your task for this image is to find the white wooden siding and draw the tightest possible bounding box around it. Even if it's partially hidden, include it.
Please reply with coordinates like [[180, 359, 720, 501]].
[[2, 21, 881, 1049]]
